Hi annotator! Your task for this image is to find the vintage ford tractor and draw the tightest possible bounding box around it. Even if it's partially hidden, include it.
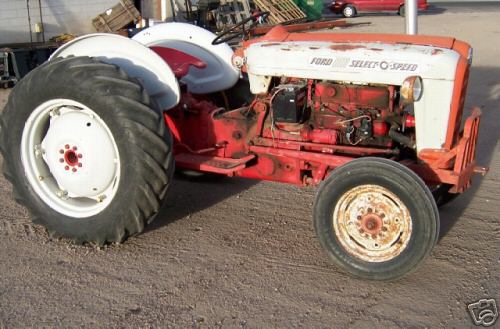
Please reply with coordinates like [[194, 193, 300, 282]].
[[0, 13, 486, 280]]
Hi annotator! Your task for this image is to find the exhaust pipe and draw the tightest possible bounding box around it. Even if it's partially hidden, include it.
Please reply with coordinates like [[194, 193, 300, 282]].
[[405, 0, 418, 35]]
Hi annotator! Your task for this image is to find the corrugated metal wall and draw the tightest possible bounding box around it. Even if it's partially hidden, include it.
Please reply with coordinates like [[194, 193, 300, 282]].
[[0, 0, 119, 44]]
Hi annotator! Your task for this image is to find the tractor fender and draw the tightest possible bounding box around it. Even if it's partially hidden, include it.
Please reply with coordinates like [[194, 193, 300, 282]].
[[50, 33, 180, 110], [132, 23, 239, 94]]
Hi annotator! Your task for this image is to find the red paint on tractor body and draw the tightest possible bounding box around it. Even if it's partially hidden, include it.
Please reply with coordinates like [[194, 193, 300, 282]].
[[160, 26, 484, 193]]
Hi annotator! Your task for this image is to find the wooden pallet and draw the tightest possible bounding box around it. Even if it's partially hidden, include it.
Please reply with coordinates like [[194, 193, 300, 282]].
[[92, 0, 141, 33], [215, 0, 252, 31], [253, 0, 307, 25]]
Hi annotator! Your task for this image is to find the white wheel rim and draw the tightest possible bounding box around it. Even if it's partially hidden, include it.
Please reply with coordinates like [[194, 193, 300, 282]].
[[344, 7, 353, 16], [21, 99, 121, 218], [333, 184, 412, 262]]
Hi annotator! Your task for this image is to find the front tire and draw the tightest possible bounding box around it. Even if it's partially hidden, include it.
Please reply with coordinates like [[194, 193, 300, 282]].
[[342, 5, 357, 18], [398, 5, 405, 16], [0, 56, 174, 244], [313, 158, 439, 280]]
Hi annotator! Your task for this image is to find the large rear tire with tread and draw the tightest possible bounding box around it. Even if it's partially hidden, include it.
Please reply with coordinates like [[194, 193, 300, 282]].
[[313, 157, 439, 280], [0, 56, 174, 245]]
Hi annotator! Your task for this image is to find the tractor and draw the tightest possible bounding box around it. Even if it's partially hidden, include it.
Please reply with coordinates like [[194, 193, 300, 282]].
[[0, 12, 486, 280]]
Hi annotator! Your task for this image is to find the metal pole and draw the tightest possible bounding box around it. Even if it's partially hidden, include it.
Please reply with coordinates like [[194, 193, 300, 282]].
[[26, 0, 34, 46], [38, 0, 45, 43], [405, 0, 418, 35]]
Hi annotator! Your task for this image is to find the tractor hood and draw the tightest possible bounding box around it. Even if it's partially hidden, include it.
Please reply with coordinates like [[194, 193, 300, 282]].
[[244, 41, 460, 94]]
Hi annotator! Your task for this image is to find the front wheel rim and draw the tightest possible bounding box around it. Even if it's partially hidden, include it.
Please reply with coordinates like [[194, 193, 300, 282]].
[[344, 7, 353, 16], [333, 184, 412, 262], [20, 99, 121, 218]]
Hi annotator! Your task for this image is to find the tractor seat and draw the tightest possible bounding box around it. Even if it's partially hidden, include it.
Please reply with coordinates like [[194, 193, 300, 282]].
[[150, 46, 207, 79]]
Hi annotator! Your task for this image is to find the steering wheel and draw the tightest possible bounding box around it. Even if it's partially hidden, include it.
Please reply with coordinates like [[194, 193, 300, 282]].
[[212, 11, 270, 45]]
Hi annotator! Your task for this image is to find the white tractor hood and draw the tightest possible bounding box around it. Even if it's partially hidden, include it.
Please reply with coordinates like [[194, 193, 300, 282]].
[[244, 40, 463, 151], [245, 41, 460, 94]]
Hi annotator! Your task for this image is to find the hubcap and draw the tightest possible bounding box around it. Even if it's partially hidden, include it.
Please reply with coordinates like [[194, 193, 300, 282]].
[[344, 7, 353, 16], [333, 184, 412, 262], [21, 99, 121, 218]]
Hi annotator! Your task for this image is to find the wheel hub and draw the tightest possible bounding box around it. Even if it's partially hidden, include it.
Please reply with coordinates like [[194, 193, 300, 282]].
[[21, 99, 121, 218], [41, 107, 119, 198], [333, 184, 412, 262], [360, 213, 383, 235]]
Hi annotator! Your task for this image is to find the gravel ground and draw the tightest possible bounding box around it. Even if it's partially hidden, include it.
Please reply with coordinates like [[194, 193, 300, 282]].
[[0, 8, 499, 329]]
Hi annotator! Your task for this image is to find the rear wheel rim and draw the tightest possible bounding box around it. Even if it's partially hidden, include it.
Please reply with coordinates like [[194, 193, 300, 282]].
[[20, 99, 121, 218], [333, 184, 412, 262]]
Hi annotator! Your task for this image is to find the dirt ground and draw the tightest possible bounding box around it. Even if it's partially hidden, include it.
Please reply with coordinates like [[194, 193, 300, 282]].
[[1, 7, 499, 329]]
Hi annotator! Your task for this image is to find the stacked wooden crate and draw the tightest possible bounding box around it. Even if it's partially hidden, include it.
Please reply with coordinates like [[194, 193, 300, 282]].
[[92, 0, 141, 33], [253, 0, 307, 25]]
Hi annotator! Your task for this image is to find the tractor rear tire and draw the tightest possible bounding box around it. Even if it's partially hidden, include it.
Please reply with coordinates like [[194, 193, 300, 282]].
[[0, 56, 174, 245], [342, 5, 357, 18], [313, 157, 439, 280]]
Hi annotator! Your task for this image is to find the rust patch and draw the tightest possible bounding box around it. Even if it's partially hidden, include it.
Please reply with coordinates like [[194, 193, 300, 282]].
[[330, 44, 366, 51], [261, 43, 281, 47], [431, 48, 444, 55]]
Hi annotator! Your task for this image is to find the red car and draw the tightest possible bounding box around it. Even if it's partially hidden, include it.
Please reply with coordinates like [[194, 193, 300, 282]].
[[330, 0, 428, 18]]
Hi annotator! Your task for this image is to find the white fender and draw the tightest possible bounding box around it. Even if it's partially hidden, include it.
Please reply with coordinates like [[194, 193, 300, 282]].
[[50, 34, 180, 110], [132, 23, 239, 94]]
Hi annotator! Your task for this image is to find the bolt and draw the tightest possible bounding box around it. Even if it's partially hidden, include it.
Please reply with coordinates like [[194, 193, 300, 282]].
[[65, 144, 70, 149], [97, 195, 107, 203], [38, 175, 44, 181], [371, 234, 377, 239], [72, 146, 77, 151], [380, 213, 385, 218], [367, 208, 373, 213], [56, 190, 68, 198], [49, 108, 60, 117], [59, 149, 64, 154], [65, 166, 69, 170], [34, 144, 43, 158], [59, 158, 64, 163], [357, 215, 362, 220], [72, 168, 77, 172], [78, 163, 82, 167], [358, 229, 364, 234], [78, 154, 82, 159], [382, 227, 388, 232]]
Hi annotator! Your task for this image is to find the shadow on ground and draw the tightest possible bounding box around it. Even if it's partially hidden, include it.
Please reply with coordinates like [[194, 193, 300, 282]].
[[144, 173, 258, 233]]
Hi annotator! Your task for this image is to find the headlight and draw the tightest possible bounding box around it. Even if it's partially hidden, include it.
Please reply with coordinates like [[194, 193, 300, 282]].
[[400, 76, 423, 103]]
